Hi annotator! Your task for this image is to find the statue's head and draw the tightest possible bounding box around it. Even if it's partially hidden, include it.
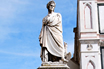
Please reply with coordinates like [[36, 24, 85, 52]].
[[47, 1, 56, 11]]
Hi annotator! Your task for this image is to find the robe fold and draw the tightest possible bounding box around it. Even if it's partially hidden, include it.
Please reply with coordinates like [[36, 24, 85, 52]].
[[39, 12, 64, 58]]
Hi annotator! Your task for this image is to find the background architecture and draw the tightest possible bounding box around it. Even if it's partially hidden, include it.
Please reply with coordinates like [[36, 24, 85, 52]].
[[68, 0, 104, 69]]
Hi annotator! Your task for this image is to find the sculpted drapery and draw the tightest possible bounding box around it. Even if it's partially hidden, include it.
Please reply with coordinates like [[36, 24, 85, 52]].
[[38, 1, 68, 62], [39, 12, 64, 59]]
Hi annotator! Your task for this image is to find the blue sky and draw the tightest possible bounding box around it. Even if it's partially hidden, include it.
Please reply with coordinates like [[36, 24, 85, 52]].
[[0, 0, 77, 69]]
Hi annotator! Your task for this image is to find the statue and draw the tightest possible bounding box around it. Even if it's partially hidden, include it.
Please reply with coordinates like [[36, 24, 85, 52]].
[[39, 0, 68, 63]]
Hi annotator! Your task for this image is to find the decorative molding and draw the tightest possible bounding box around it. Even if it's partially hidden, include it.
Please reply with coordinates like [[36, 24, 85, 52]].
[[84, 3, 92, 29], [79, 38, 100, 44], [86, 60, 95, 69], [87, 44, 93, 50], [80, 51, 99, 53], [85, 55, 95, 58]]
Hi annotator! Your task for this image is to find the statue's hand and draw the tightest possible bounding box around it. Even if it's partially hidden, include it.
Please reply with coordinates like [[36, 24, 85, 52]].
[[43, 22, 47, 26], [43, 17, 50, 26], [43, 20, 48, 26], [39, 35, 41, 40]]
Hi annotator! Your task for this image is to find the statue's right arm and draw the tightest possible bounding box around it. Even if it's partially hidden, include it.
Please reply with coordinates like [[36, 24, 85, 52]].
[[39, 19, 44, 41], [39, 17, 47, 40], [39, 28, 43, 41]]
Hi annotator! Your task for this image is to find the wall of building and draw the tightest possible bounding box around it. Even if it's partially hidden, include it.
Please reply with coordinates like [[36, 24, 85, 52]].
[[72, 0, 104, 69]]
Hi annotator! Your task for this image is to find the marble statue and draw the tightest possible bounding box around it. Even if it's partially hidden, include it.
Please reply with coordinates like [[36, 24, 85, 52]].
[[39, 0, 68, 63]]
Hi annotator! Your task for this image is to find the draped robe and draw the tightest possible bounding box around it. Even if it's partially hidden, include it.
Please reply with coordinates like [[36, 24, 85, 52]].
[[39, 12, 64, 59]]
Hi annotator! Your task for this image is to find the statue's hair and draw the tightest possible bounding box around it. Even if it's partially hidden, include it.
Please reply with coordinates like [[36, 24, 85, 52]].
[[46, 1, 56, 9]]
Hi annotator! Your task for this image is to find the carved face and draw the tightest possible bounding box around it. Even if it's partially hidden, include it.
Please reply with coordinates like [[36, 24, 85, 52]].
[[48, 3, 55, 11]]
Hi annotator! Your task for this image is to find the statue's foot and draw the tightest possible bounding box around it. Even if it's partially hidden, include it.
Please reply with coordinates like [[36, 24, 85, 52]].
[[61, 58, 68, 63]]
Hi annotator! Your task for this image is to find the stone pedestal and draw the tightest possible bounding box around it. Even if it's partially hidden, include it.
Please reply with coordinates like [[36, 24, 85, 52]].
[[38, 62, 70, 69]]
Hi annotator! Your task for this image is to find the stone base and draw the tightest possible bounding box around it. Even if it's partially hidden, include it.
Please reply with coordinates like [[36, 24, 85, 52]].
[[38, 62, 70, 69], [38, 66, 70, 69]]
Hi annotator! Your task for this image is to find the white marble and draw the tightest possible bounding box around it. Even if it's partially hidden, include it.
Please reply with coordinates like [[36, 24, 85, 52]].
[[71, 0, 104, 69], [39, 1, 68, 63], [38, 1, 69, 69], [38, 61, 70, 69]]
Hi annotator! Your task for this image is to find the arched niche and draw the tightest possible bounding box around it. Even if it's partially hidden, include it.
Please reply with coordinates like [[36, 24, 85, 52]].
[[84, 3, 92, 29], [86, 60, 95, 69]]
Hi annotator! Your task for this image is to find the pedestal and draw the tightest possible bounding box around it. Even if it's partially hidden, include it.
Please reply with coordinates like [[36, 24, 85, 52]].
[[38, 62, 70, 69]]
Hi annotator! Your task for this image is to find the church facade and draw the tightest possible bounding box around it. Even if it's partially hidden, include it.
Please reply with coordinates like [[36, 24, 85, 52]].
[[68, 0, 104, 69]]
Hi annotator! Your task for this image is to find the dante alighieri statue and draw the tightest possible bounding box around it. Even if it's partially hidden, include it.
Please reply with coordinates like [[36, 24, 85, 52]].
[[39, 0, 68, 63]]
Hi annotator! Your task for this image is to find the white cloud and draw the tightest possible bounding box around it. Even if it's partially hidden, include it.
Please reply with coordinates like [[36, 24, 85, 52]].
[[0, 0, 31, 19], [0, 0, 33, 42], [0, 50, 40, 57], [0, 0, 77, 69], [0, 22, 20, 42]]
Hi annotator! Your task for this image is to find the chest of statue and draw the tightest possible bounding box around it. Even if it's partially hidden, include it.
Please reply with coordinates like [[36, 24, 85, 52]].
[[44, 13, 60, 25]]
